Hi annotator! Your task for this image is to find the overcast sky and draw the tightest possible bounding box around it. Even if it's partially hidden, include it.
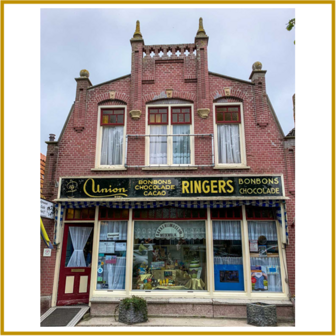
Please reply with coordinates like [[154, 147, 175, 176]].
[[40, 8, 295, 154]]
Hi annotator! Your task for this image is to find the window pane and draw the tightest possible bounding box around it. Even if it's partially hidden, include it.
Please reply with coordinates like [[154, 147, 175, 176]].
[[117, 115, 124, 124], [110, 115, 116, 124], [217, 125, 241, 164], [100, 126, 124, 165], [96, 221, 128, 290], [248, 221, 282, 292], [133, 221, 207, 291], [102, 115, 109, 124], [217, 107, 226, 112], [217, 112, 223, 122], [228, 107, 239, 112], [67, 209, 74, 219], [173, 114, 178, 123], [89, 208, 95, 219], [173, 125, 190, 164], [74, 209, 81, 219], [150, 109, 158, 114], [162, 114, 167, 123], [150, 115, 155, 123], [224, 113, 231, 121], [185, 114, 190, 123], [232, 113, 239, 121], [155, 114, 161, 123], [103, 110, 113, 114], [150, 126, 167, 164], [114, 110, 123, 114], [66, 226, 93, 267], [213, 221, 244, 291]]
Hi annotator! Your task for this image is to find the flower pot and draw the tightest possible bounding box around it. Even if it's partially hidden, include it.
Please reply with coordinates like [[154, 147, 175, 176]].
[[118, 301, 148, 325], [247, 302, 277, 326]]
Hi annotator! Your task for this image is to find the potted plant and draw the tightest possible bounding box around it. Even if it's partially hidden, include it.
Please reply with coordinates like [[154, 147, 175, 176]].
[[247, 302, 277, 326], [115, 296, 148, 325]]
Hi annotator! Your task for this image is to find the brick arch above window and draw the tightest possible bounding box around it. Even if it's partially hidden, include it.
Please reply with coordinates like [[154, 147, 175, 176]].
[[147, 98, 193, 105], [211, 88, 251, 102], [95, 91, 130, 105], [143, 90, 196, 103], [98, 99, 127, 106]]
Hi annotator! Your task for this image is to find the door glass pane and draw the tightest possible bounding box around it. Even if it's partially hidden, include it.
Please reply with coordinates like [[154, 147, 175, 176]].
[[96, 221, 128, 290], [133, 221, 207, 291], [65, 227, 93, 267], [213, 221, 244, 291], [248, 221, 282, 292]]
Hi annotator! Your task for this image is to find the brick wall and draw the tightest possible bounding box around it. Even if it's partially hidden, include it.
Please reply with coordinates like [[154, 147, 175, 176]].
[[42, 34, 295, 297]]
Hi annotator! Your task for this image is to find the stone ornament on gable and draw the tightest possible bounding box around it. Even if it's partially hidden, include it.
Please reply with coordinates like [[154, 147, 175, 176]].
[[197, 108, 210, 119], [224, 87, 231, 96], [109, 91, 116, 100], [129, 110, 142, 120], [165, 89, 173, 98]]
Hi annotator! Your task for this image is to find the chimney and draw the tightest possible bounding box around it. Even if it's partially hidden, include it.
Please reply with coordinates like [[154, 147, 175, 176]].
[[49, 134, 55, 142]]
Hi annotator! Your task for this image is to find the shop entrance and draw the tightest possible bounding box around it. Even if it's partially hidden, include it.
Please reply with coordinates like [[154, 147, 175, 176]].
[[57, 223, 94, 306]]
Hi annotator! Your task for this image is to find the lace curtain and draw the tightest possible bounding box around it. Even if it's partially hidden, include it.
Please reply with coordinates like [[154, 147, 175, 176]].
[[248, 221, 278, 241], [150, 125, 167, 164], [173, 125, 190, 164], [213, 221, 241, 240], [100, 126, 123, 165], [67, 227, 93, 267], [214, 256, 243, 265], [100, 221, 128, 240], [102, 257, 126, 290], [217, 124, 241, 164], [251, 257, 282, 292], [134, 221, 206, 240]]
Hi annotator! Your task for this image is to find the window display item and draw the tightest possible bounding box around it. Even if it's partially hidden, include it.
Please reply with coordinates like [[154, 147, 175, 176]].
[[258, 245, 267, 257], [116, 242, 127, 251], [214, 264, 244, 291], [251, 266, 268, 291], [249, 240, 258, 252], [266, 266, 279, 274], [257, 235, 267, 245]]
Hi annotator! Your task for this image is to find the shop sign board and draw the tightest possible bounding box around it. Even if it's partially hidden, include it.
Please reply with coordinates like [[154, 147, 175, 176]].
[[60, 176, 284, 199], [40, 198, 54, 219]]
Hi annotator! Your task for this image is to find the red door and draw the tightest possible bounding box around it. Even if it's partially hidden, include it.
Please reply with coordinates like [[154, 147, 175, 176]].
[[57, 223, 94, 306]]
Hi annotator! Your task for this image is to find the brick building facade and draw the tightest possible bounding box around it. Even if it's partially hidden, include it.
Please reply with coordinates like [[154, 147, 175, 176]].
[[41, 19, 295, 320]]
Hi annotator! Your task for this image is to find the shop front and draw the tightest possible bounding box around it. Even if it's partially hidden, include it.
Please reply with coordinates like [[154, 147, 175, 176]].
[[52, 175, 290, 316]]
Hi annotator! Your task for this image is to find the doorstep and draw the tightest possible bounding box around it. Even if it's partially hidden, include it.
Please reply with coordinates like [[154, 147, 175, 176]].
[[89, 297, 294, 321]]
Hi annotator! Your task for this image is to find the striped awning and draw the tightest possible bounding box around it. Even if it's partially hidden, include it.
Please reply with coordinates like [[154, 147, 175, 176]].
[[54, 200, 288, 243]]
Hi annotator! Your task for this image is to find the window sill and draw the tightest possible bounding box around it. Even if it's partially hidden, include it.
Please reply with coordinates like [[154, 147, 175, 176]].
[[142, 166, 198, 171], [213, 165, 250, 170], [91, 167, 127, 171]]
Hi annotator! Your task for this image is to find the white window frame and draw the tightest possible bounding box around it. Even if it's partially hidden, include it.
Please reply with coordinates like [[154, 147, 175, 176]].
[[94, 105, 127, 170], [145, 104, 195, 167], [213, 102, 248, 169]]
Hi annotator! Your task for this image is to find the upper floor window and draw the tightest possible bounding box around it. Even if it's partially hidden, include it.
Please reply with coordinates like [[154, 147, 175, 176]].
[[214, 103, 246, 167], [96, 107, 126, 168], [147, 105, 193, 166]]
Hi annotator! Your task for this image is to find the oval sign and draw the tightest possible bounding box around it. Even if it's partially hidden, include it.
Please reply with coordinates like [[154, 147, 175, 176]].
[[155, 222, 184, 239]]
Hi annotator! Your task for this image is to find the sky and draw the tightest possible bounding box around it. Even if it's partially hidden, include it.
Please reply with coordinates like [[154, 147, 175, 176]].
[[40, 8, 295, 154]]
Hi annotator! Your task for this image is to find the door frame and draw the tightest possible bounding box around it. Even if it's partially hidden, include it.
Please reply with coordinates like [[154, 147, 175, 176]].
[[57, 222, 94, 306]]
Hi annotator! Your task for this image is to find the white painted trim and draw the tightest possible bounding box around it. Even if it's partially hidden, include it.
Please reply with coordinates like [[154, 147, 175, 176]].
[[145, 104, 195, 167], [213, 102, 247, 168], [94, 105, 127, 169]]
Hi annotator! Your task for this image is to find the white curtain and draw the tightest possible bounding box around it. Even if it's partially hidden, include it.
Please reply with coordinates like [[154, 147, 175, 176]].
[[67, 227, 93, 267], [100, 126, 123, 165], [100, 221, 127, 240], [217, 124, 241, 163], [134, 221, 206, 240], [213, 221, 241, 240], [214, 256, 243, 265], [248, 221, 278, 241], [150, 126, 167, 164], [251, 257, 282, 292], [103, 257, 126, 290], [173, 125, 190, 164]]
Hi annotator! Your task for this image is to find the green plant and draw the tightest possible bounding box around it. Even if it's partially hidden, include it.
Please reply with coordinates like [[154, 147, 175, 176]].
[[114, 296, 148, 322]]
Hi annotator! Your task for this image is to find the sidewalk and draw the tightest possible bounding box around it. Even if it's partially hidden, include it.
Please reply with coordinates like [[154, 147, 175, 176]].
[[77, 317, 295, 327]]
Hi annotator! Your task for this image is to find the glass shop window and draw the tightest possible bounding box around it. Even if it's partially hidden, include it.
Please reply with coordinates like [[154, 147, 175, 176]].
[[211, 207, 244, 291], [248, 220, 282, 292], [96, 209, 129, 291], [132, 221, 207, 291]]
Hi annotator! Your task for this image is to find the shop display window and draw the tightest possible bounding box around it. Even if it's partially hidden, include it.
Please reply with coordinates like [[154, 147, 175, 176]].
[[96, 220, 128, 290], [132, 221, 207, 291], [65, 208, 95, 220], [213, 220, 244, 291], [248, 220, 282, 292]]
